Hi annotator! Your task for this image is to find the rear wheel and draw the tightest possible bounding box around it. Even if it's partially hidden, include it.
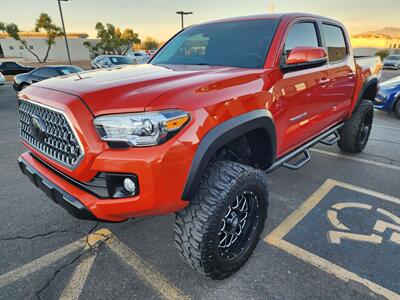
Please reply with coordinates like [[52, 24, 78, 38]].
[[395, 99, 400, 119], [174, 161, 268, 279], [338, 99, 373, 153]]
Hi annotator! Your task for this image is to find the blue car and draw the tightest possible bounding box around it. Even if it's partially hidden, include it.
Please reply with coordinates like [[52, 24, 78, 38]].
[[374, 76, 400, 119]]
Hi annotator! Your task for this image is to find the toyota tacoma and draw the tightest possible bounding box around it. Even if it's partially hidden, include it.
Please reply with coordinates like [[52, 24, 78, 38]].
[[18, 13, 382, 279]]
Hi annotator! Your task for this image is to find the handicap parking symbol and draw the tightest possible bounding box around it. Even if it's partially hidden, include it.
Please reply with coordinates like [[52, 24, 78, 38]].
[[327, 202, 400, 245], [266, 179, 400, 299]]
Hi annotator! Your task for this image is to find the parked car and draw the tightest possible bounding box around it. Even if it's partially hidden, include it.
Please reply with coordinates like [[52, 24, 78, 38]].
[[18, 13, 381, 279], [375, 76, 400, 118], [0, 72, 5, 86], [382, 55, 400, 69], [0, 61, 34, 75], [13, 65, 83, 92], [91, 55, 135, 69], [127, 51, 151, 64]]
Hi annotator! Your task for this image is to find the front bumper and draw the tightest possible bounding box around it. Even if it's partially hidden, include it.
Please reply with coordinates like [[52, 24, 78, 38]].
[[18, 155, 99, 221], [18, 138, 193, 222]]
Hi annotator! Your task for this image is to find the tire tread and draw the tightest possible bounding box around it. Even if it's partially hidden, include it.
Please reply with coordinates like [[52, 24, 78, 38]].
[[338, 99, 373, 153], [174, 161, 268, 279]]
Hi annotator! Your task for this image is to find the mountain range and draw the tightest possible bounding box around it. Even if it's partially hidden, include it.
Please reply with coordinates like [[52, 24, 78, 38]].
[[361, 27, 400, 37]]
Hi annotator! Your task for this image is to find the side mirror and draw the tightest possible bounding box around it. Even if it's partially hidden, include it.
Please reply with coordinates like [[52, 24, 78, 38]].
[[281, 46, 327, 72]]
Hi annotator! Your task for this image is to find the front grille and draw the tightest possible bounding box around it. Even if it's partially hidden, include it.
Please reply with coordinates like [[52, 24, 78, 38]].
[[19, 100, 83, 168]]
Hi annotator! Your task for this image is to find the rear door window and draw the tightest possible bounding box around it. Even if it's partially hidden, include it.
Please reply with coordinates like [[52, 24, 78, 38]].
[[321, 24, 348, 62]]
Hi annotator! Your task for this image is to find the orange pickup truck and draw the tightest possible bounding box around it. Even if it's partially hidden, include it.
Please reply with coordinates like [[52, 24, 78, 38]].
[[18, 13, 381, 278]]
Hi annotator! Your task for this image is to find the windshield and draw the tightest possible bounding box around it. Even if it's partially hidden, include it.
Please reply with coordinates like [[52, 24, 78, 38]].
[[109, 56, 133, 65], [386, 56, 400, 61], [151, 19, 280, 69]]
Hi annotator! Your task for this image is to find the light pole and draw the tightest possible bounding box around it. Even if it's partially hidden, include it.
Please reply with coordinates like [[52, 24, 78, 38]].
[[176, 11, 193, 30], [57, 0, 72, 65]]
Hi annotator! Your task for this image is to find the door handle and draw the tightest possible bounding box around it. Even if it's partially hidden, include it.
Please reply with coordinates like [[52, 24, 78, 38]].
[[348, 72, 356, 79], [319, 78, 330, 87]]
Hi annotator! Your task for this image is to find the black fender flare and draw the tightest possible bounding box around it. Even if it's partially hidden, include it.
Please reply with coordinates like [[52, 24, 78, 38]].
[[354, 76, 379, 109], [181, 109, 276, 200]]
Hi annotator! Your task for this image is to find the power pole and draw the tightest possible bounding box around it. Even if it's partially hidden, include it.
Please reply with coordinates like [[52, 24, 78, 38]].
[[176, 11, 193, 30], [57, 0, 72, 65]]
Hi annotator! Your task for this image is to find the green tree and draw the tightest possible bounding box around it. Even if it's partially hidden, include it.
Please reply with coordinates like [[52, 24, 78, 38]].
[[142, 37, 159, 50], [84, 22, 140, 55], [2, 13, 63, 63], [34, 13, 63, 62], [375, 49, 390, 60]]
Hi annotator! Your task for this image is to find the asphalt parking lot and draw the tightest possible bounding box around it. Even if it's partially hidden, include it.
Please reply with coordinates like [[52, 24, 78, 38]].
[[0, 70, 399, 300]]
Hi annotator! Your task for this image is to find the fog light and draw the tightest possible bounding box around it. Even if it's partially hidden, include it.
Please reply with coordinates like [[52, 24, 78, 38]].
[[123, 178, 136, 194]]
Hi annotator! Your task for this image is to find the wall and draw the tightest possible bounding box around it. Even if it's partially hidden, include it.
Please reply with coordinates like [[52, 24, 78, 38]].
[[351, 37, 400, 56], [0, 37, 90, 61]]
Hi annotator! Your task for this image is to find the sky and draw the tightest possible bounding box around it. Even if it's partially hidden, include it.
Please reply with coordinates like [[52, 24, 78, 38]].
[[1, 0, 399, 41]]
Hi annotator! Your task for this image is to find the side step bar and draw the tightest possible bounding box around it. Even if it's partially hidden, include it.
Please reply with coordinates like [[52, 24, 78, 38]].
[[282, 149, 311, 170], [266, 123, 344, 173]]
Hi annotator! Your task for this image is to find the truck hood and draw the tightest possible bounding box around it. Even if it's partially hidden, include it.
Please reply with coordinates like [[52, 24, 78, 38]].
[[34, 64, 264, 116]]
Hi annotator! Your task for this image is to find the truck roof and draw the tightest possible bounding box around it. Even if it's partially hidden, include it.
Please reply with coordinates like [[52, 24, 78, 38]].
[[197, 13, 340, 26]]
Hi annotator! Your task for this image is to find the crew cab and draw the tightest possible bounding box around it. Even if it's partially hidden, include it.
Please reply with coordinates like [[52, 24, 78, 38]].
[[17, 13, 381, 279]]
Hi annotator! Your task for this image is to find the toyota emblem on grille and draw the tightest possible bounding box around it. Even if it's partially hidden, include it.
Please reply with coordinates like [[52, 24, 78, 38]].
[[30, 115, 47, 142]]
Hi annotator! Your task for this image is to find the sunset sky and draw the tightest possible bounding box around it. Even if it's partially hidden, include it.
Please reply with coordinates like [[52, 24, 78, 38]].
[[1, 0, 399, 41]]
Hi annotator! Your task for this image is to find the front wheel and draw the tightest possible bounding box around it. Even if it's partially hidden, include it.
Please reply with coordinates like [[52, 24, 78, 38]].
[[174, 161, 268, 279], [338, 99, 374, 153]]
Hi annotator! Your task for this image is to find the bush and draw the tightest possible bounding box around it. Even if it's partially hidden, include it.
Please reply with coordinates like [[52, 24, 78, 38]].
[[375, 49, 390, 60]]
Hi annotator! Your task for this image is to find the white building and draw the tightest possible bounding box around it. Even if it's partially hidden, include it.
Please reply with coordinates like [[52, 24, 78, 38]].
[[0, 32, 91, 62]]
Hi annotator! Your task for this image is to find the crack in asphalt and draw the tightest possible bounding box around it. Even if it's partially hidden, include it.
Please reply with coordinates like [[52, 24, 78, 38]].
[[34, 222, 102, 300], [33, 218, 151, 299], [0, 215, 151, 299], [0, 224, 85, 241]]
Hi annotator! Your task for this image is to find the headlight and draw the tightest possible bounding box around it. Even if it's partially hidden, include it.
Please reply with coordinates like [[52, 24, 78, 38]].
[[94, 110, 190, 147]]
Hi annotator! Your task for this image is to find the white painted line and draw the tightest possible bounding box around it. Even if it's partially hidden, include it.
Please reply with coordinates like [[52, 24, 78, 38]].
[[311, 148, 400, 172], [373, 124, 400, 131], [0, 239, 83, 289], [59, 254, 97, 300], [107, 237, 189, 300]]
